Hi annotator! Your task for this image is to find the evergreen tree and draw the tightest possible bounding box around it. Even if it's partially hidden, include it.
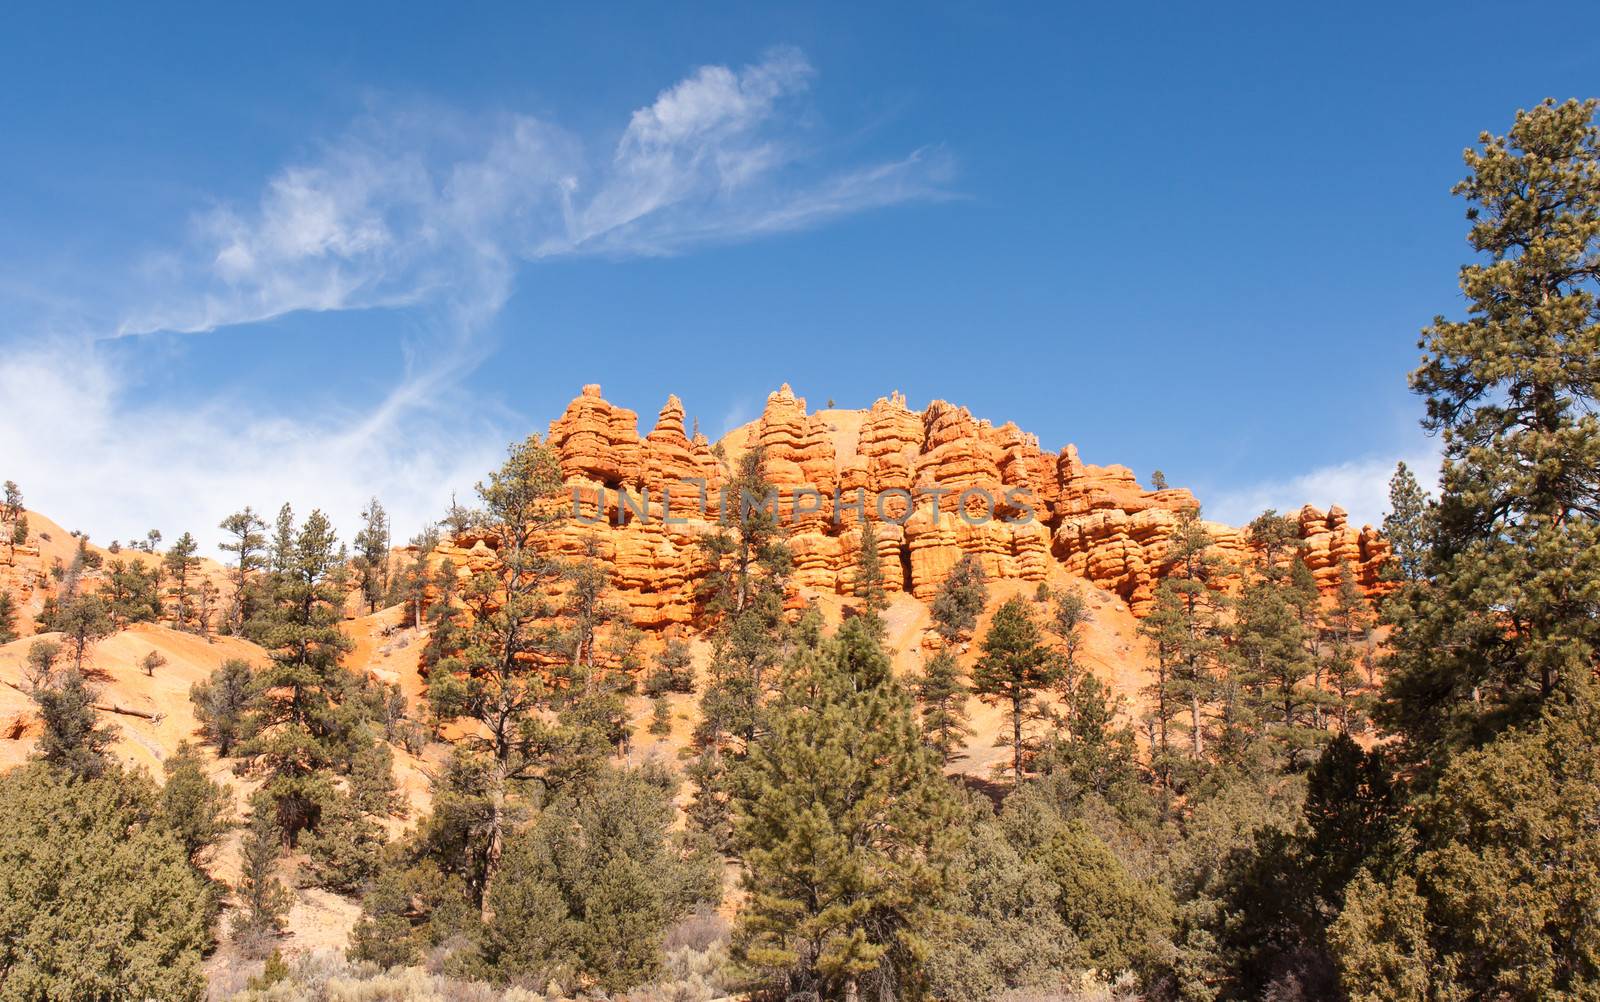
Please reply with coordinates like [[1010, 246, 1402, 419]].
[[395, 522, 440, 628], [695, 446, 791, 754], [691, 447, 793, 849], [646, 635, 694, 695], [190, 657, 256, 757], [915, 647, 971, 765], [1381, 98, 1600, 768], [1034, 672, 1144, 810], [24, 637, 61, 680], [1000, 790, 1173, 981], [0, 764, 213, 1000], [1236, 515, 1319, 765], [930, 553, 987, 645], [925, 794, 1083, 1002], [0, 589, 15, 643], [163, 531, 200, 629], [1380, 462, 1432, 585], [1138, 579, 1186, 786], [104, 557, 162, 625], [231, 804, 293, 955], [648, 694, 673, 736], [561, 537, 625, 675], [481, 764, 717, 992], [1323, 560, 1374, 734], [29, 665, 114, 779], [424, 435, 567, 910], [160, 741, 233, 864], [734, 618, 956, 1002], [352, 497, 391, 614], [698, 445, 790, 622], [1154, 507, 1229, 762], [219, 506, 267, 634], [240, 508, 356, 837], [1210, 734, 1402, 1000], [1334, 692, 1600, 1000], [303, 789, 386, 893], [53, 593, 114, 672], [853, 517, 888, 634], [1044, 586, 1092, 691], [2, 480, 23, 560], [972, 596, 1058, 781]]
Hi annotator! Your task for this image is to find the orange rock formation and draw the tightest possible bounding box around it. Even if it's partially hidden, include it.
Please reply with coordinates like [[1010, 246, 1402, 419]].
[[430, 384, 1390, 627]]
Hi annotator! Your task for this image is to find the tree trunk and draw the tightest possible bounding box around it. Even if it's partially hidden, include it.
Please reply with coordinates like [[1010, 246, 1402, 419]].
[[1013, 694, 1024, 780], [843, 976, 859, 1002], [481, 767, 507, 921], [1190, 692, 1204, 759]]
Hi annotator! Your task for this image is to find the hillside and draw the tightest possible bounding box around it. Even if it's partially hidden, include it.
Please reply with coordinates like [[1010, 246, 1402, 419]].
[[0, 384, 1393, 990]]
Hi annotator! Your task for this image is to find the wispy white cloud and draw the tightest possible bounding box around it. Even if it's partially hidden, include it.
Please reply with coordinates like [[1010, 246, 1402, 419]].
[[0, 343, 507, 554], [1204, 446, 1442, 530], [117, 47, 945, 338], [2, 48, 948, 552]]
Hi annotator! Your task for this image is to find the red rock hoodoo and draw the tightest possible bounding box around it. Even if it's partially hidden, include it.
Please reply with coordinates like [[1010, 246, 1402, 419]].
[[428, 384, 1391, 628]]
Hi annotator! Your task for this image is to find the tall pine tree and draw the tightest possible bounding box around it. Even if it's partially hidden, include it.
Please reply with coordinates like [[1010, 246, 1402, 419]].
[[1381, 97, 1600, 768], [734, 617, 956, 1002]]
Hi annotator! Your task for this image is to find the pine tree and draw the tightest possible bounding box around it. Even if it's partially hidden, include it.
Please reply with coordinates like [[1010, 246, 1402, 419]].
[[694, 445, 792, 756], [1236, 514, 1319, 765], [218, 507, 267, 634], [1334, 691, 1600, 1000], [561, 536, 625, 675], [691, 448, 793, 852], [734, 617, 957, 1002], [1156, 508, 1230, 762], [1138, 579, 1185, 784], [1380, 463, 1432, 585], [1329, 100, 1600, 1001], [30, 664, 114, 780], [424, 435, 567, 911], [972, 596, 1059, 781], [915, 647, 971, 765], [352, 497, 391, 614], [1044, 586, 1092, 692], [0, 589, 16, 643], [163, 531, 200, 629], [931, 554, 988, 645], [648, 694, 673, 736], [104, 558, 162, 625], [395, 523, 440, 628], [303, 789, 386, 893], [2, 480, 23, 560], [240, 508, 355, 838], [190, 657, 256, 757], [52, 594, 114, 674], [646, 635, 694, 695], [853, 517, 888, 635], [1381, 98, 1600, 768], [160, 742, 233, 864], [482, 764, 716, 992], [699, 445, 791, 622], [231, 804, 293, 955], [1323, 560, 1374, 734]]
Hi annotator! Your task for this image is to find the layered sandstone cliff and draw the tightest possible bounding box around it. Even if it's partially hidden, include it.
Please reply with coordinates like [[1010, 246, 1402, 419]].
[[429, 384, 1390, 627]]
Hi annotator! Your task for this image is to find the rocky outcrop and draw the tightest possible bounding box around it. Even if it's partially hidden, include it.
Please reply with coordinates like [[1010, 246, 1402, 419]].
[[437, 383, 1392, 629]]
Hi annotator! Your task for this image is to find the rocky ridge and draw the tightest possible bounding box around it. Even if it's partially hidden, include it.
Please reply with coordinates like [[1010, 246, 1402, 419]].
[[431, 383, 1391, 626]]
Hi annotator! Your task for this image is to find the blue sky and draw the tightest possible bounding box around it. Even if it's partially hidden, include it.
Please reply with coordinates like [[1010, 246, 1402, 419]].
[[3, 2, 1595, 551]]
